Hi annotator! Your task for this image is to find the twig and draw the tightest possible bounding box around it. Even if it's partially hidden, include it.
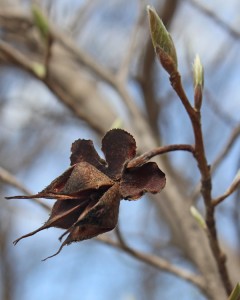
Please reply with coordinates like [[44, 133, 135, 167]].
[[190, 182, 201, 203], [0, 11, 147, 136], [0, 166, 50, 211], [0, 9, 152, 144], [69, 0, 99, 36], [44, 35, 53, 78], [205, 90, 238, 127], [35, 10, 149, 131], [96, 235, 206, 292], [212, 126, 240, 174], [0, 40, 37, 74], [169, 70, 233, 294], [117, 1, 146, 82], [170, 72, 196, 120], [127, 144, 194, 168], [185, 0, 240, 39], [212, 171, 240, 207], [233, 162, 240, 248], [190, 125, 240, 203], [50, 26, 117, 87], [0, 40, 104, 135]]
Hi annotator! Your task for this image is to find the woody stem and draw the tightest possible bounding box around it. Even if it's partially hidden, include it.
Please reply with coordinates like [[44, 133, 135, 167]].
[[127, 144, 195, 168], [169, 71, 232, 295]]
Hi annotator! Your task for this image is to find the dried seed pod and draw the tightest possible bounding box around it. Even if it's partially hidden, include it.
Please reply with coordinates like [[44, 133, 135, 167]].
[[7, 129, 166, 260]]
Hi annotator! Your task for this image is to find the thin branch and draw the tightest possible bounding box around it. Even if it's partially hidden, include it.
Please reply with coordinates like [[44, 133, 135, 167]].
[[191, 125, 240, 203], [0, 40, 37, 74], [233, 158, 240, 248], [0, 40, 105, 135], [170, 72, 196, 120], [44, 36, 53, 78], [205, 90, 238, 127], [212, 171, 240, 207], [185, 0, 240, 40], [212, 126, 240, 174], [96, 235, 206, 292], [117, 1, 146, 82], [0, 10, 148, 136], [0, 166, 50, 211], [38, 10, 149, 130], [69, 0, 99, 36], [127, 144, 194, 168], [0, 9, 117, 94], [190, 182, 201, 203]]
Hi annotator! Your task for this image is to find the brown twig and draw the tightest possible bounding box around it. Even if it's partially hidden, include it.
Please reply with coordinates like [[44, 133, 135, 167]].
[[169, 70, 233, 295], [127, 144, 194, 168], [212, 172, 240, 207], [169, 72, 196, 120], [96, 235, 206, 291], [0, 166, 50, 211]]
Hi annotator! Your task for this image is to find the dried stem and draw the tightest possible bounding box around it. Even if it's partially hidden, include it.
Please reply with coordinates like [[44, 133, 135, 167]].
[[127, 144, 194, 168], [169, 70, 233, 295], [97, 235, 206, 292]]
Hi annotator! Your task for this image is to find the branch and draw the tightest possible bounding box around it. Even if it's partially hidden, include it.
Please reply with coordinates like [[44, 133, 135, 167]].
[[191, 125, 240, 203], [96, 235, 206, 292], [0, 40, 106, 135], [48, 18, 148, 131], [117, 1, 145, 83], [127, 144, 194, 168], [205, 90, 238, 127], [170, 72, 196, 120], [212, 126, 240, 174], [212, 171, 240, 207], [0, 166, 50, 211], [0, 9, 150, 137], [169, 71, 233, 294], [49, 22, 147, 129], [0, 39, 37, 74], [185, 0, 240, 39]]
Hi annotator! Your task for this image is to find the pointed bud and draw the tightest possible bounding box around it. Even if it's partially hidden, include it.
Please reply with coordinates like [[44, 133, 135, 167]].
[[193, 55, 204, 88], [32, 5, 49, 41], [147, 5, 178, 75], [190, 206, 207, 230], [193, 54, 204, 111]]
